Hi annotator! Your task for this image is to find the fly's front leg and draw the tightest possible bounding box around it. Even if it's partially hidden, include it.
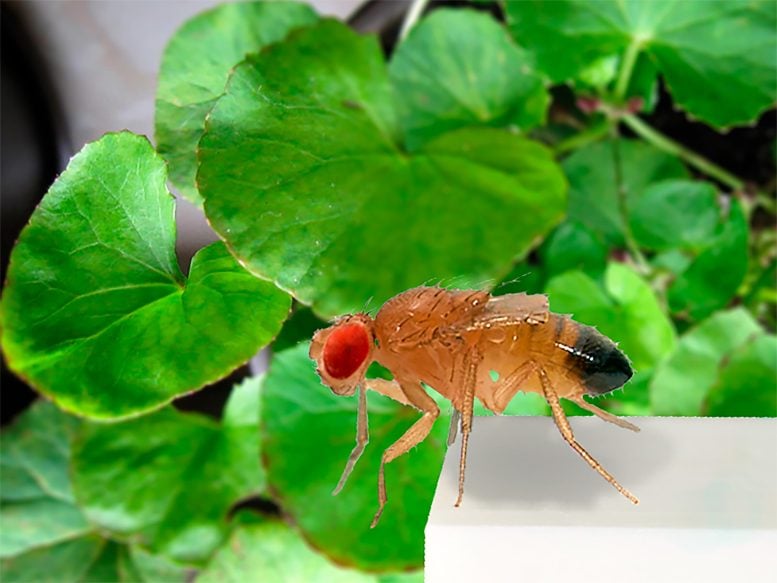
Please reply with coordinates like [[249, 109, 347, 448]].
[[333, 384, 369, 495], [371, 379, 439, 528], [538, 367, 638, 504]]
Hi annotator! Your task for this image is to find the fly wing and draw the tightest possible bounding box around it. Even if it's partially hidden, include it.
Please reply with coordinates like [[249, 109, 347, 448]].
[[480, 292, 549, 325], [435, 292, 549, 337]]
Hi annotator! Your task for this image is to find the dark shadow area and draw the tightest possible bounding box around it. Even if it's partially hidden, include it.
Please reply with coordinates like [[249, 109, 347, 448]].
[[1, 1, 71, 425]]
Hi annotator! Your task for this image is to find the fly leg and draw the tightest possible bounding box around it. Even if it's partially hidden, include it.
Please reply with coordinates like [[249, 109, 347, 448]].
[[569, 394, 640, 432], [365, 378, 411, 407], [371, 380, 439, 528], [335, 378, 418, 495], [333, 384, 369, 495], [455, 348, 479, 507], [538, 367, 639, 504], [447, 408, 461, 446]]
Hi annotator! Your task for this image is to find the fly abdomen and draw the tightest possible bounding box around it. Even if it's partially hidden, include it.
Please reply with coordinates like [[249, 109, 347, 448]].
[[567, 324, 633, 395]]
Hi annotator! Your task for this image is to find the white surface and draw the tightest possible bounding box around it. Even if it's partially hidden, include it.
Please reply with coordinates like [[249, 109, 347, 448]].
[[426, 416, 777, 583]]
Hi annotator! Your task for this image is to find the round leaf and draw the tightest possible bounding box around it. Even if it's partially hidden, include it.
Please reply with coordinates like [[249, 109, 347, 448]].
[[668, 199, 749, 321], [260, 343, 448, 571], [155, 1, 318, 204], [506, 0, 777, 127], [630, 180, 720, 251], [650, 308, 764, 416], [389, 8, 549, 150], [71, 384, 264, 564], [0, 401, 88, 559], [0, 132, 290, 419], [1, 537, 189, 583], [539, 221, 608, 279], [705, 334, 777, 416], [198, 20, 566, 318], [198, 519, 376, 583], [545, 263, 677, 372], [563, 139, 688, 247]]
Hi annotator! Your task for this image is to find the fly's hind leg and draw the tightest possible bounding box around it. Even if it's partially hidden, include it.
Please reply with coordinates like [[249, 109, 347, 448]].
[[538, 367, 639, 504], [569, 394, 640, 432], [371, 380, 439, 528]]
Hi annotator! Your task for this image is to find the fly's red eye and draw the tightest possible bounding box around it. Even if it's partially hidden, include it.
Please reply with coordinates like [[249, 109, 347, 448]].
[[323, 323, 370, 380]]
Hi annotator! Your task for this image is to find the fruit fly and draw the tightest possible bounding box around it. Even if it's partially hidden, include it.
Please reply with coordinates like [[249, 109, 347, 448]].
[[310, 286, 639, 527]]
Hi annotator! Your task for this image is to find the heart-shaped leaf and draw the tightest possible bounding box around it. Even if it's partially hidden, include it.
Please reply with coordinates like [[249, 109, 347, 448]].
[[0, 401, 88, 559], [155, 1, 318, 204], [0, 132, 290, 419], [506, 0, 777, 127], [2, 537, 190, 583], [539, 221, 608, 280], [545, 263, 677, 372], [260, 343, 449, 571], [71, 377, 264, 564], [704, 334, 777, 416], [198, 517, 381, 582], [198, 20, 566, 318], [650, 308, 764, 416], [667, 199, 748, 321], [562, 139, 688, 248], [629, 180, 720, 252], [0, 401, 192, 582], [545, 263, 676, 415], [388, 8, 549, 150]]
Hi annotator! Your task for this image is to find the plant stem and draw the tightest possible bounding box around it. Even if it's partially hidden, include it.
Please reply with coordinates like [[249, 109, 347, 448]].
[[610, 127, 651, 274], [554, 119, 611, 155], [399, 0, 430, 41], [622, 114, 745, 191], [614, 38, 643, 101]]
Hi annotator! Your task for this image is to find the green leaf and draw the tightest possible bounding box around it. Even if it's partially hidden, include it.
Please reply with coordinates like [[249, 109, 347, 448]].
[[155, 1, 318, 204], [388, 8, 549, 150], [0, 403, 191, 581], [540, 221, 608, 279], [0, 132, 291, 419], [630, 180, 719, 251], [1, 538, 189, 583], [71, 382, 264, 564], [668, 199, 749, 321], [198, 519, 376, 582], [0, 402, 89, 558], [563, 139, 688, 247], [505, 0, 777, 127], [650, 308, 764, 416], [199, 20, 566, 318], [2, 535, 111, 583], [705, 334, 777, 416], [545, 263, 677, 372], [261, 343, 448, 571], [272, 306, 328, 353], [222, 375, 262, 428]]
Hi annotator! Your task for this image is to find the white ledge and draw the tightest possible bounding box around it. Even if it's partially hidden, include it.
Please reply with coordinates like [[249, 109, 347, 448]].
[[425, 416, 776, 583]]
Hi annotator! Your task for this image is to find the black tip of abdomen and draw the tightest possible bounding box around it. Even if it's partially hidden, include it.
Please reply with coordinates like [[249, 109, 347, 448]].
[[573, 325, 633, 395]]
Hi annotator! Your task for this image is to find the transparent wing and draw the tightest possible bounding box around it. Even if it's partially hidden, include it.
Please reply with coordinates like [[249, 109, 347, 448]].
[[440, 292, 549, 336]]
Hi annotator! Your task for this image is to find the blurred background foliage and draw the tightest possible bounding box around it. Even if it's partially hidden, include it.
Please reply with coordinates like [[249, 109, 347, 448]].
[[1, 0, 775, 580]]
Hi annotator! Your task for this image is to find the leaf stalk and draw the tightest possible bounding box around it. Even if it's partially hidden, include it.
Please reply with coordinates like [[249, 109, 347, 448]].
[[622, 114, 745, 192]]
